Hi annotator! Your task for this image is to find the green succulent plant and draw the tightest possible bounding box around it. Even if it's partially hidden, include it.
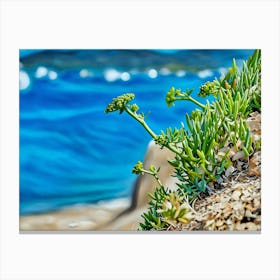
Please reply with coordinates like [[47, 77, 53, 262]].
[[105, 50, 261, 230], [140, 186, 193, 230]]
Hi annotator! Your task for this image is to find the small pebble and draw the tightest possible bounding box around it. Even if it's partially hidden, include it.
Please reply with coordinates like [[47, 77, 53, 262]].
[[232, 190, 241, 201], [232, 151, 245, 161], [225, 166, 235, 177]]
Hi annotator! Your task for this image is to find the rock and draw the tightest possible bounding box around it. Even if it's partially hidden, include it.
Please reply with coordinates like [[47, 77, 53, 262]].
[[245, 210, 256, 218], [225, 166, 235, 177], [247, 112, 261, 134], [232, 190, 241, 201], [215, 219, 224, 227], [232, 151, 245, 161], [248, 151, 261, 176], [184, 177, 261, 231]]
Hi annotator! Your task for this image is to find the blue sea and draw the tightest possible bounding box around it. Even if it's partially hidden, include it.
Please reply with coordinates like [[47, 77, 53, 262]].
[[19, 49, 254, 215]]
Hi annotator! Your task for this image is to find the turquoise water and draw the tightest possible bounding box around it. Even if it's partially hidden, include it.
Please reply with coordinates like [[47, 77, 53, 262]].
[[19, 49, 254, 214]]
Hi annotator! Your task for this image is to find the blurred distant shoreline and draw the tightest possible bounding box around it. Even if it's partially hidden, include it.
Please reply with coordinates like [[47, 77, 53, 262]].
[[20, 197, 130, 231]]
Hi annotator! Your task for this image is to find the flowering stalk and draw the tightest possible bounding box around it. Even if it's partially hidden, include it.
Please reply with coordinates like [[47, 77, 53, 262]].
[[132, 161, 163, 188], [123, 106, 157, 139], [105, 93, 187, 159], [166, 87, 206, 109]]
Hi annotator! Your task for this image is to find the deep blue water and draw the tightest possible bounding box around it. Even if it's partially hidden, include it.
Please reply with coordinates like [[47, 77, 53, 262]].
[[19, 49, 254, 214]]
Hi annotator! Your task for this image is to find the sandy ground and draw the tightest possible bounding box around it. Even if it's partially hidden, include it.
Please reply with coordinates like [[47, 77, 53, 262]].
[[20, 198, 131, 231]]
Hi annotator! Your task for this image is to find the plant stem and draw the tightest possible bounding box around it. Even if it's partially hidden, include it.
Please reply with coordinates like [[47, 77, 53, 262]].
[[175, 96, 206, 109], [124, 107, 157, 139], [140, 169, 164, 188], [125, 106, 188, 159], [166, 143, 188, 160]]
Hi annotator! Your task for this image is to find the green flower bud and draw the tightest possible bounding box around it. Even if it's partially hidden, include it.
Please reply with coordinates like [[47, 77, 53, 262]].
[[132, 161, 144, 175], [154, 135, 167, 146], [198, 81, 215, 97], [105, 93, 135, 114], [165, 87, 176, 107], [149, 165, 156, 173], [129, 103, 139, 113], [190, 109, 202, 120], [175, 89, 182, 96]]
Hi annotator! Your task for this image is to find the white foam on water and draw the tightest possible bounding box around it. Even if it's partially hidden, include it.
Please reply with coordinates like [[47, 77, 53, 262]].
[[48, 70, 58, 80], [35, 66, 48, 78], [104, 68, 120, 82], [148, 68, 158, 79], [19, 70, 30, 90], [79, 69, 93, 78], [197, 69, 213, 78], [159, 67, 171, 76], [120, 72, 130, 81], [176, 70, 186, 77]]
